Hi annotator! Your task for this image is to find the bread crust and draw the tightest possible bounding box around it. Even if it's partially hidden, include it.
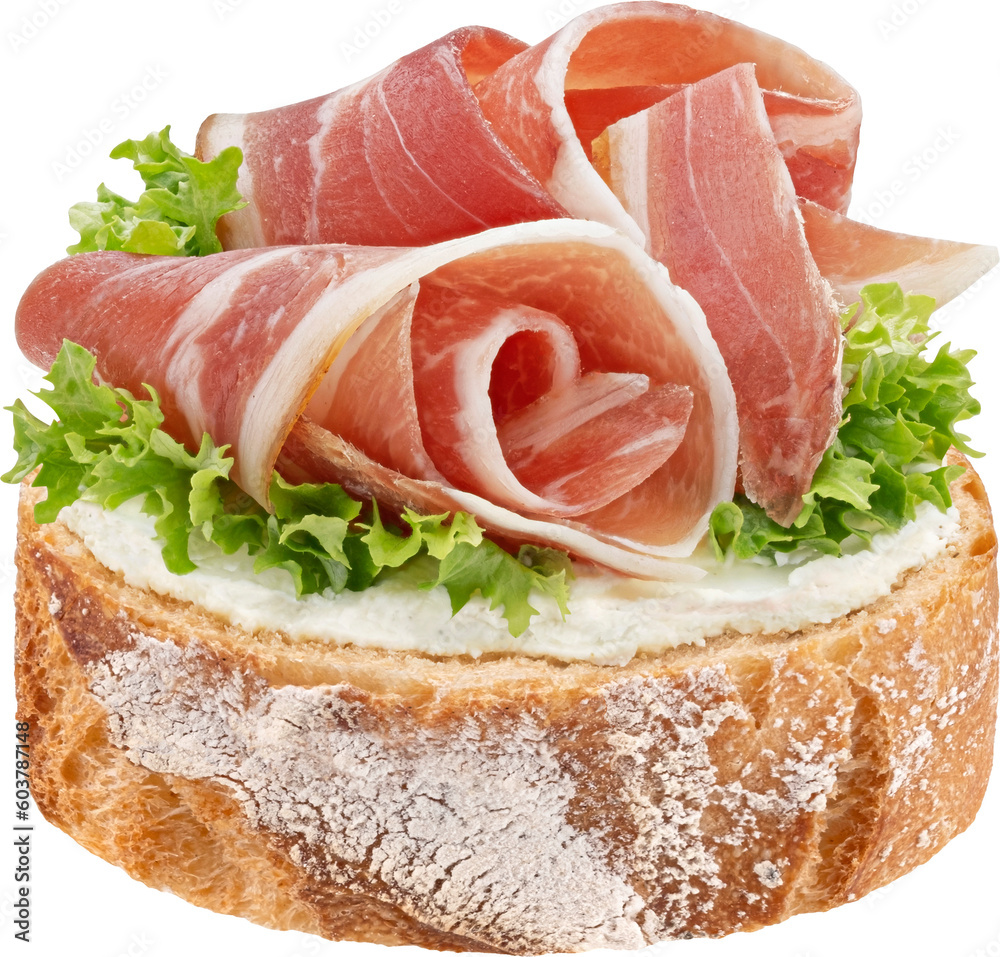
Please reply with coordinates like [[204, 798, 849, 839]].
[[13, 462, 999, 953]]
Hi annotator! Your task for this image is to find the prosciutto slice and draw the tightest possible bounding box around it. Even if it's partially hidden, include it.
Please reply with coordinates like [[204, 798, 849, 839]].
[[474, 1, 863, 220], [311, 280, 696, 517], [601, 64, 842, 525], [408, 284, 696, 516], [187, 2, 994, 525], [15, 220, 737, 579], [197, 27, 566, 249], [198, 3, 861, 254], [799, 199, 1000, 307]]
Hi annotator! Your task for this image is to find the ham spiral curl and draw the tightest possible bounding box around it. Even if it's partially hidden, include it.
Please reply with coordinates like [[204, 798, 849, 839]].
[[15, 221, 737, 580], [197, 2, 996, 523]]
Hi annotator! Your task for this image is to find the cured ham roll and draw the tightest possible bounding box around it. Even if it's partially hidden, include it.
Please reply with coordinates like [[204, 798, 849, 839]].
[[473, 0, 861, 224], [195, 1, 997, 525], [799, 199, 1000, 308], [15, 220, 737, 580], [197, 25, 566, 250], [198, 2, 862, 251]]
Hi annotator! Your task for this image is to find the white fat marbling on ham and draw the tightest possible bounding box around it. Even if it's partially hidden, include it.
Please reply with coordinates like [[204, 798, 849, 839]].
[[191, 3, 997, 530], [499, 372, 647, 456], [420, 298, 582, 514], [305, 284, 446, 483], [533, 38, 647, 246], [163, 246, 300, 447], [603, 65, 842, 525], [475, 2, 863, 217], [197, 112, 268, 249], [198, 27, 565, 250], [305, 284, 419, 427], [15, 220, 738, 579]]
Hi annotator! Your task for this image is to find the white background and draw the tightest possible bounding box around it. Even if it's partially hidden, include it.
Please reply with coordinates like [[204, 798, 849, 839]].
[[1, 1, 998, 955]]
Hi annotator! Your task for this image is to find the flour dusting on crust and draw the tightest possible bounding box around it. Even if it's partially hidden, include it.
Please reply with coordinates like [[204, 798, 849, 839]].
[[81, 630, 871, 947], [88, 632, 646, 952]]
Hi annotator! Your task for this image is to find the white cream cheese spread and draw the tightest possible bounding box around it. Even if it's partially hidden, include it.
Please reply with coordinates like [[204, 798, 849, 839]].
[[58, 498, 959, 665]]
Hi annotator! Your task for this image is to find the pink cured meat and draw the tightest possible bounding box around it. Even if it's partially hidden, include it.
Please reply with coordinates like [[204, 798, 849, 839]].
[[799, 199, 1000, 307], [318, 280, 696, 518], [15, 221, 739, 580], [495, 375, 694, 512], [474, 1, 863, 222], [197, 4, 861, 252], [408, 285, 694, 516], [603, 64, 843, 525], [196, 27, 566, 249], [305, 283, 445, 485], [566, 83, 857, 187], [14, 245, 403, 503]]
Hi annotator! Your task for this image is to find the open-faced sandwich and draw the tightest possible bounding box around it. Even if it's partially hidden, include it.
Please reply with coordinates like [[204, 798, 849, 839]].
[[6, 3, 998, 953]]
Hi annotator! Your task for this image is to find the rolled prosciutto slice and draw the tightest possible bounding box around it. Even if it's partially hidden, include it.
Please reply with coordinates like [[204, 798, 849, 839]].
[[196, 26, 566, 250], [599, 64, 843, 525], [15, 220, 737, 579], [191, 3, 996, 523], [197, 3, 861, 253], [473, 0, 862, 221]]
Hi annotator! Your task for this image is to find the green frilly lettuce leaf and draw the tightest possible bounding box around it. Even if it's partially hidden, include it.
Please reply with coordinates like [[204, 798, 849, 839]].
[[2, 341, 572, 636], [67, 126, 245, 256], [708, 283, 980, 561]]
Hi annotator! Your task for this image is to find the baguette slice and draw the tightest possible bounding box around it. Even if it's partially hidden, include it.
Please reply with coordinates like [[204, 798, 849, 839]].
[[13, 461, 999, 954]]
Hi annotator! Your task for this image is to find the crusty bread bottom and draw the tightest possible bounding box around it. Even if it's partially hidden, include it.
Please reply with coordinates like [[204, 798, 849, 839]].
[[13, 463, 999, 954]]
